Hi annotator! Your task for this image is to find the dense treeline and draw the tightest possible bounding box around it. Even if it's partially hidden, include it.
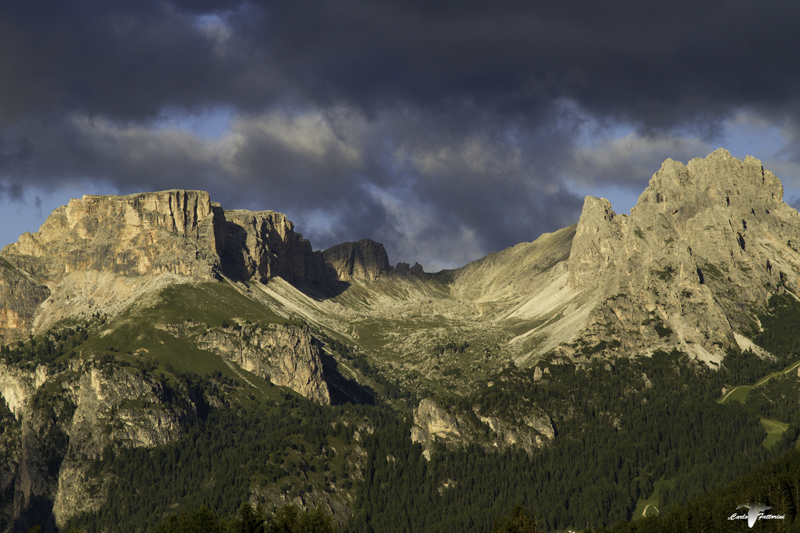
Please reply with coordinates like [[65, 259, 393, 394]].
[[748, 293, 800, 363], [605, 447, 800, 533], [344, 347, 798, 532], [152, 503, 338, 533], [0, 323, 90, 369], [63, 396, 370, 533]]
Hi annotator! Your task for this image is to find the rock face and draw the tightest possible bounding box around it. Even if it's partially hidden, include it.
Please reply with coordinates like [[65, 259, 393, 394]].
[[565, 149, 800, 362], [0, 190, 398, 343], [321, 240, 391, 281], [196, 323, 331, 404], [0, 191, 222, 343], [0, 262, 50, 347], [394, 262, 424, 275], [410, 399, 463, 449], [2, 190, 221, 283], [220, 210, 332, 284], [410, 398, 554, 457], [0, 360, 198, 531], [51, 363, 191, 525]]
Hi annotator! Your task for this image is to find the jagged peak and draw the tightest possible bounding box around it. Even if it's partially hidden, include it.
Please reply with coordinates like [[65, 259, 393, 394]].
[[632, 149, 784, 218], [321, 239, 392, 281], [578, 195, 617, 222]]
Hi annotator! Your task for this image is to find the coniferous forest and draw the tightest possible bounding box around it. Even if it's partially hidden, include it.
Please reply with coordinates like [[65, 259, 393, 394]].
[[3, 297, 799, 533]]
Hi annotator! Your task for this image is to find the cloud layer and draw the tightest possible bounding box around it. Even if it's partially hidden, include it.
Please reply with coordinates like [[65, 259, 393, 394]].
[[3, 1, 800, 269]]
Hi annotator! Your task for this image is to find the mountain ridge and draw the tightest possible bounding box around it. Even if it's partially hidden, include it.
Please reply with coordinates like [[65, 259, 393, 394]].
[[4, 149, 799, 371], [2, 148, 800, 532]]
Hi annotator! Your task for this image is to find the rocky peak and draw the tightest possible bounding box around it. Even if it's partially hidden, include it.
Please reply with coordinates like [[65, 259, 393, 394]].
[[219, 210, 329, 284], [2, 189, 221, 282], [565, 149, 800, 362], [394, 262, 425, 275], [635, 148, 784, 220], [567, 196, 626, 290], [321, 239, 391, 281]]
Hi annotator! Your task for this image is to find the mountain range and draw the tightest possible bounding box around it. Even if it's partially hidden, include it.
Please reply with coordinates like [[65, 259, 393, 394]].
[[1, 148, 800, 532]]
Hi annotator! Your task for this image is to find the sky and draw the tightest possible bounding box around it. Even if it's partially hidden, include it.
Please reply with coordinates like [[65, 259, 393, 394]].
[[3, 2, 800, 271]]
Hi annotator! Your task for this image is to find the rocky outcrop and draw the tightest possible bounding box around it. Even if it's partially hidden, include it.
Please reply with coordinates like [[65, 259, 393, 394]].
[[0, 190, 397, 343], [1, 190, 221, 283], [0, 364, 44, 420], [0, 190, 224, 343], [565, 149, 800, 362], [0, 261, 50, 346], [51, 362, 190, 525], [196, 323, 331, 404], [0, 358, 200, 531], [394, 262, 425, 275], [410, 399, 463, 448], [220, 210, 332, 284], [410, 398, 554, 457], [322, 240, 391, 281]]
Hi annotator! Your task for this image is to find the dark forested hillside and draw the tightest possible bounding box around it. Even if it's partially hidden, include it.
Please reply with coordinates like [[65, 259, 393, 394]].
[[3, 291, 799, 533]]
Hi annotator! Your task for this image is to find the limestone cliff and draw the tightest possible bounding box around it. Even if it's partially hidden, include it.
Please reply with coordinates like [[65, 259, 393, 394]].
[[0, 358, 199, 531], [220, 210, 332, 284], [410, 398, 553, 457], [195, 323, 331, 404], [2, 190, 221, 283], [565, 149, 800, 362], [0, 190, 388, 343], [321, 239, 391, 281], [0, 260, 50, 347]]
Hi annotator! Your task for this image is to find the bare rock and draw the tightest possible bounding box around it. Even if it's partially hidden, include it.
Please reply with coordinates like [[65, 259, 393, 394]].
[[566, 149, 800, 362], [51, 362, 190, 524], [322, 239, 391, 281], [2, 190, 221, 283], [410, 398, 553, 457], [197, 324, 331, 404], [220, 210, 330, 284], [410, 399, 462, 451], [0, 261, 50, 346], [394, 262, 425, 275], [0, 358, 194, 530]]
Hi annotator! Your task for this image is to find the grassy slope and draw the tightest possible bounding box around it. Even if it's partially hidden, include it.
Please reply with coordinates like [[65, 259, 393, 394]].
[[760, 417, 790, 449], [719, 358, 800, 404], [632, 479, 672, 520], [71, 281, 309, 403]]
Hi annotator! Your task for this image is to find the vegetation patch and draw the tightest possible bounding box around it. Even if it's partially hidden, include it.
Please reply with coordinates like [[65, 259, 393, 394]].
[[0, 257, 17, 272], [578, 338, 621, 356], [654, 322, 673, 338], [701, 261, 725, 280], [760, 417, 789, 449], [651, 265, 676, 281], [432, 340, 469, 356]]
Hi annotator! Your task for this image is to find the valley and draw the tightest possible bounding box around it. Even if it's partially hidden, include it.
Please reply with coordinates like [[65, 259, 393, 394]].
[[2, 149, 800, 532]]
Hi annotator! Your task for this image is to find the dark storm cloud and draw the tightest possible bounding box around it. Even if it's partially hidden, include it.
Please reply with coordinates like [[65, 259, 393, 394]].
[[5, 1, 800, 127], [1, 1, 281, 123], [257, 0, 800, 130], [0, 104, 583, 268], [3, 1, 800, 267]]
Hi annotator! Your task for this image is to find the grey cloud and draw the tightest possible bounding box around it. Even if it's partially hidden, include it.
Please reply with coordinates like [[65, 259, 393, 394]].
[[4, 1, 800, 267], [4, 1, 800, 130], [565, 134, 713, 190], [0, 104, 585, 269]]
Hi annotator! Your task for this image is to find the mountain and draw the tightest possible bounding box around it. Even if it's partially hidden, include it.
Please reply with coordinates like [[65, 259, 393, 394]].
[[1, 149, 800, 532]]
